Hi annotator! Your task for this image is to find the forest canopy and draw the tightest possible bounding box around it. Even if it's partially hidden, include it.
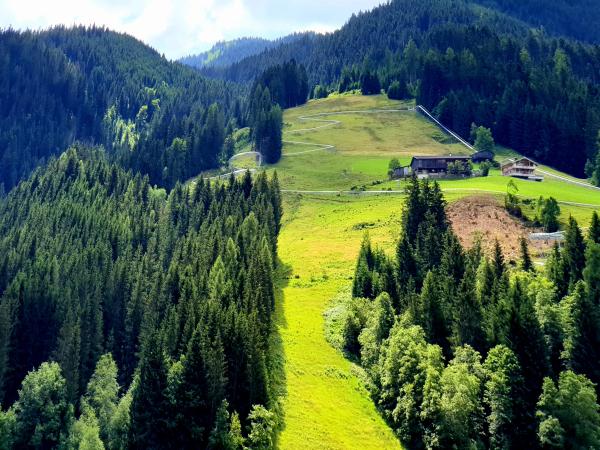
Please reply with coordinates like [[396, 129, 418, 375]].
[[0, 147, 283, 448], [347, 177, 600, 449]]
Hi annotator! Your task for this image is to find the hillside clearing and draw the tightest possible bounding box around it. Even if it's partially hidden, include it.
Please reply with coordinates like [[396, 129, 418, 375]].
[[274, 194, 403, 449], [267, 94, 600, 450], [447, 195, 555, 261]]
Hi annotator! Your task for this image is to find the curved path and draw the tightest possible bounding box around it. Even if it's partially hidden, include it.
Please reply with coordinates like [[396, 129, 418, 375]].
[[282, 108, 415, 157], [228, 151, 262, 168]]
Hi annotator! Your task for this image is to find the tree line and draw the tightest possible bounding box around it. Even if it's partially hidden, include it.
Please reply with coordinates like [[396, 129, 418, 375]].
[[347, 176, 600, 449], [0, 146, 283, 449]]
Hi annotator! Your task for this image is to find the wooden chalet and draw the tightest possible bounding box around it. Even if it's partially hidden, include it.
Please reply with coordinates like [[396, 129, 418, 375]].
[[501, 157, 543, 181]]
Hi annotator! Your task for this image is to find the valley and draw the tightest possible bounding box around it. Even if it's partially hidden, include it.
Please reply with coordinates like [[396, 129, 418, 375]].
[[3, 0, 600, 447]]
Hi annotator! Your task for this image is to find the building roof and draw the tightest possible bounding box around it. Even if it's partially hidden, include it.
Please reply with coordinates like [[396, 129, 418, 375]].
[[471, 150, 494, 160], [410, 155, 471, 170], [500, 156, 537, 168]]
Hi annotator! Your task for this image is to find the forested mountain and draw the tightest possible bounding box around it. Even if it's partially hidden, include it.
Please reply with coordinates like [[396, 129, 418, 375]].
[[200, 0, 528, 85], [180, 34, 313, 69], [0, 147, 282, 448], [0, 26, 246, 191], [180, 38, 273, 69], [470, 0, 600, 43], [349, 178, 600, 449], [201, 0, 600, 176]]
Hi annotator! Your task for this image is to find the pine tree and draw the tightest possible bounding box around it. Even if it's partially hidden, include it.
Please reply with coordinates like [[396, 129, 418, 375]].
[[353, 234, 374, 298], [492, 240, 506, 278], [451, 268, 484, 352], [562, 216, 586, 289], [396, 236, 418, 292], [129, 333, 170, 449], [508, 279, 549, 446], [589, 212, 600, 244], [54, 300, 81, 404], [419, 271, 448, 351], [520, 237, 534, 272], [402, 175, 423, 242], [82, 353, 119, 444]]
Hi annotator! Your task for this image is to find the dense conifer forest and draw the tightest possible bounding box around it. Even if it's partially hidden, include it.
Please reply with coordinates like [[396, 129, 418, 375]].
[[180, 34, 314, 70], [0, 148, 282, 448], [469, 0, 600, 43], [349, 177, 600, 449]]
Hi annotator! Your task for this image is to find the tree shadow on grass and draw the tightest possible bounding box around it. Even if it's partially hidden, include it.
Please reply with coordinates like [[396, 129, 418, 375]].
[[270, 257, 292, 446]]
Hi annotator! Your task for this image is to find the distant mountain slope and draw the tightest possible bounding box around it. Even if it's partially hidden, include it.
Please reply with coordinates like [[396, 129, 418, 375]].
[[180, 37, 273, 68], [199, 0, 600, 178], [470, 0, 600, 43], [180, 33, 315, 69], [0, 26, 243, 190], [200, 0, 528, 84]]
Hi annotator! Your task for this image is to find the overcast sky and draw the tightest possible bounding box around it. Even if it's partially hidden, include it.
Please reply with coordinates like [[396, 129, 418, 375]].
[[0, 0, 384, 59]]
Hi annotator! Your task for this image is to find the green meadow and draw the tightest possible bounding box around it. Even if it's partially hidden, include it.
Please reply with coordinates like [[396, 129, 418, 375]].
[[264, 94, 600, 449]]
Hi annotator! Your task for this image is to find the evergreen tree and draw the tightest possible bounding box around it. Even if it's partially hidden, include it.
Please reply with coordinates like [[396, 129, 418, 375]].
[[589, 212, 600, 244], [207, 400, 234, 450], [541, 198, 561, 233], [562, 216, 586, 289], [520, 237, 534, 272], [360, 70, 381, 95], [492, 240, 506, 278], [353, 234, 374, 298], [82, 353, 119, 444], [129, 333, 170, 449], [419, 271, 448, 352], [451, 268, 484, 352]]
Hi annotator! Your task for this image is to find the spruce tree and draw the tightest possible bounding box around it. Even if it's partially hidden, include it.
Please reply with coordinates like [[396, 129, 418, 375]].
[[589, 211, 600, 244], [451, 268, 484, 352], [396, 236, 418, 292], [129, 333, 170, 449], [562, 216, 586, 289], [420, 271, 448, 352], [402, 175, 423, 242], [520, 237, 534, 272], [492, 240, 506, 278]]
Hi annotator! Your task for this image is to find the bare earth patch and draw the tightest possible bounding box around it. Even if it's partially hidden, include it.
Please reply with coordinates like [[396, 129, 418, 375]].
[[447, 195, 552, 262]]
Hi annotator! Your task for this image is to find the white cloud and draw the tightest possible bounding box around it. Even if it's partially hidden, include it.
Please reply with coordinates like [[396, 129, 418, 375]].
[[0, 0, 383, 58]]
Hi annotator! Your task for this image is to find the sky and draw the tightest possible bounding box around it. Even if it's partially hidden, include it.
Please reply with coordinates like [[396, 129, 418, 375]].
[[0, 0, 384, 59]]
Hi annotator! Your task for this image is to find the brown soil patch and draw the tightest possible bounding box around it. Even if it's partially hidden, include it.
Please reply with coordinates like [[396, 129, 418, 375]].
[[447, 195, 551, 262]]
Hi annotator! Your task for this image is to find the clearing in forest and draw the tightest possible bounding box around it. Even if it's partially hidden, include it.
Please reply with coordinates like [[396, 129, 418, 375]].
[[267, 94, 600, 449]]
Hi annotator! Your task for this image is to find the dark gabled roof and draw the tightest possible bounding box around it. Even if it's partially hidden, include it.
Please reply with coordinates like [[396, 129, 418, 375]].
[[471, 150, 494, 160], [410, 155, 470, 170]]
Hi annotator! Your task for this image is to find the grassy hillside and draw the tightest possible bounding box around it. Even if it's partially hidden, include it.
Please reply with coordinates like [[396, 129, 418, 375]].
[[266, 94, 600, 449]]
